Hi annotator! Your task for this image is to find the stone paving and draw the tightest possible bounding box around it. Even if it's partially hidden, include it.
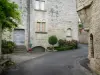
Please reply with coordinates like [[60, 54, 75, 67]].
[[2, 44, 97, 75], [8, 52, 50, 64]]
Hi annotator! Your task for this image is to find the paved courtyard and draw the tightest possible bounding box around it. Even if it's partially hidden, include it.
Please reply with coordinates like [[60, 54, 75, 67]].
[[7, 52, 50, 64], [3, 44, 95, 75]]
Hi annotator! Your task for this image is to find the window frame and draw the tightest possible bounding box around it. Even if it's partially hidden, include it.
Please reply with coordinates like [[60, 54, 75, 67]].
[[67, 28, 72, 37], [35, 0, 46, 11], [36, 22, 46, 33]]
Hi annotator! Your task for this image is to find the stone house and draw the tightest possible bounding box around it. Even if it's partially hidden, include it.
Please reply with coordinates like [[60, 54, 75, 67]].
[[3, 0, 79, 50], [76, 0, 100, 74], [78, 19, 88, 44]]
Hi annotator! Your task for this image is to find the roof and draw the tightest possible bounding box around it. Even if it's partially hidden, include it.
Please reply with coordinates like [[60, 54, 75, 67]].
[[76, 0, 93, 11]]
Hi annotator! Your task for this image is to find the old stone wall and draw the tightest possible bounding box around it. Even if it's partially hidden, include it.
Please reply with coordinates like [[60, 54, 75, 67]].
[[76, 0, 100, 74], [47, 0, 79, 41], [3, 0, 79, 49], [2, 0, 29, 49], [30, 0, 79, 48], [79, 29, 88, 44]]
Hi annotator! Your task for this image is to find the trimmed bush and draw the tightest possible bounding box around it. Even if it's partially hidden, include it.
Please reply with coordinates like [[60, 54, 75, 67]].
[[48, 35, 58, 46]]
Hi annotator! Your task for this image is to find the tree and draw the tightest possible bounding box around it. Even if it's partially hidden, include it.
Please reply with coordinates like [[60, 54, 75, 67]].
[[0, 0, 21, 30], [0, 0, 21, 55], [48, 35, 58, 51]]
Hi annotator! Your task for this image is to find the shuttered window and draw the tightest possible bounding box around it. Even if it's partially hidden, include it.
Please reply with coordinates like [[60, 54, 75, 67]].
[[36, 22, 46, 32]]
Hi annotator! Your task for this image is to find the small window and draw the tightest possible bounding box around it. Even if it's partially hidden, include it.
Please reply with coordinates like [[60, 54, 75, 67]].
[[35, 0, 40, 10], [67, 28, 72, 37], [41, 1, 45, 10], [36, 22, 46, 32], [35, 0, 45, 10]]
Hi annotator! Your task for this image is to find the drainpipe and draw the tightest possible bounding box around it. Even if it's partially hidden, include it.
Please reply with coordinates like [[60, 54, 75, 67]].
[[27, 0, 31, 49], [0, 25, 2, 58]]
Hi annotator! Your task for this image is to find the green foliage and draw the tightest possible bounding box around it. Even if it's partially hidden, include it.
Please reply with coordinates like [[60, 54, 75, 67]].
[[55, 39, 78, 51], [0, 0, 21, 30], [2, 40, 16, 54], [48, 35, 58, 46], [58, 39, 66, 47], [79, 24, 83, 29]]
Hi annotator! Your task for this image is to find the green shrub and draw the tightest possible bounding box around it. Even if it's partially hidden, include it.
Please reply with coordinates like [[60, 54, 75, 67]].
[[2, 40, 16, 54], [56, 39, 78, 51], [58, 39, 66, 47], [55, 47, 65, 51], [48, 35, 58, 46]]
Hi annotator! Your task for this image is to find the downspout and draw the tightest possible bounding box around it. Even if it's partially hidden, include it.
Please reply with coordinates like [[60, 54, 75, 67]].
[[0, 24, 2, 57], [27, 0, 31, 49]]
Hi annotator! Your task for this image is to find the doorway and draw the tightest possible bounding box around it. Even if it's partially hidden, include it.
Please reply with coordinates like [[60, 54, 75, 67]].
[[90, 33, 94, 58], [13, 29, 25, 45]]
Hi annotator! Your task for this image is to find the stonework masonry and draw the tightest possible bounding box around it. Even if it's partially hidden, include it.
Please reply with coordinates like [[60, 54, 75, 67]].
[[3, 0, 29, 49], [31, 0, 79, 48], [2, 0, 79, 50], [76, 0, 100, 74], [79, 29, 88, 44]]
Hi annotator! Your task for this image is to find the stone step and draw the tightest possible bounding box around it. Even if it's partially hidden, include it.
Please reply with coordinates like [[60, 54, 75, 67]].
[[14, 51, 27, 53], [15, 45, 26, 48], [14, 45, 27, 53]]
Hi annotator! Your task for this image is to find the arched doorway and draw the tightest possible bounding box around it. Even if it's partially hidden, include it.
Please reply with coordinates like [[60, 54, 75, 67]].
[[90, 33, 94, 58]]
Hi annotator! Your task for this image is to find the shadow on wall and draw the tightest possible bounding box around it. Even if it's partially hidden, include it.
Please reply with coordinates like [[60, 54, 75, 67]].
[[32, 46, 45, 52], [90, 33, 94, 58]]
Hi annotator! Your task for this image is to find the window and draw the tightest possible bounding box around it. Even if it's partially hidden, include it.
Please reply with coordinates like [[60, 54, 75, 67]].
[[36, 22, 46, 32], [67, 28, 72, 37], [35, 0, 40, 10], [41, 1, 45, 10], [35, 0, 45, 10]]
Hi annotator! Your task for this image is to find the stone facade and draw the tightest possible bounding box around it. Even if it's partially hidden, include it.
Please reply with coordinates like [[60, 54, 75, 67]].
[[3, 0, 79, 49], [76, 0, 100, 74], [3, 0, 29, 48], [30, 0, 79, 48]]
